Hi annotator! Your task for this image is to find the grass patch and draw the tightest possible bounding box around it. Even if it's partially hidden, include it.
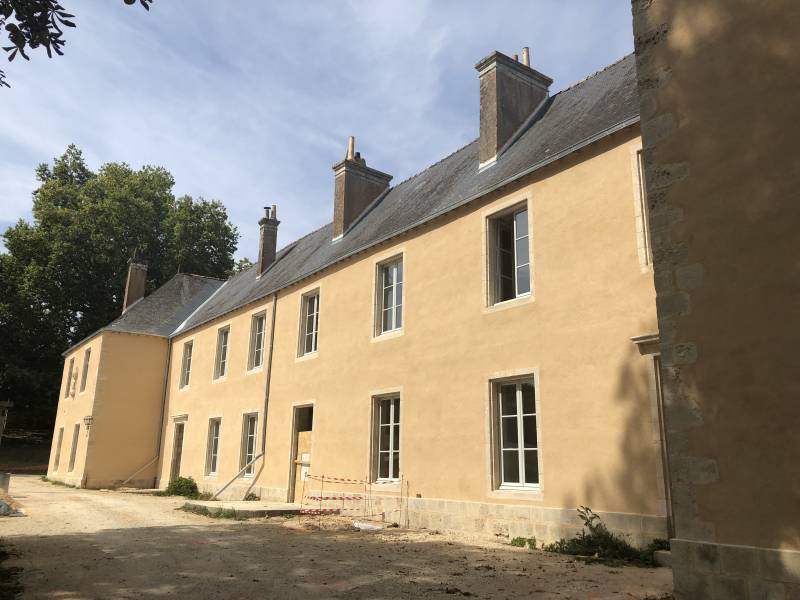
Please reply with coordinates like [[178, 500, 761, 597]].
[[0, 543, 23, 599], [39, 476, 77, 489], [510, 536, 537, 549], [180, 504, 241, 520], [542, 506, 670, 567]]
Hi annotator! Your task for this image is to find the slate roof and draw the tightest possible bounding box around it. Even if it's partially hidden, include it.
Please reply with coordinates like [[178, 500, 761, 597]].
[[180, 53, 640, 333], [67, 53, 640, 350], [64, 274, 224, 353]]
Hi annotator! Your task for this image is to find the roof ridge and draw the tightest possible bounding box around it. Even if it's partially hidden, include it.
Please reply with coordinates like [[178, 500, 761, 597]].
[[176, 273, 226, 282], [553, 52, 634, 96]]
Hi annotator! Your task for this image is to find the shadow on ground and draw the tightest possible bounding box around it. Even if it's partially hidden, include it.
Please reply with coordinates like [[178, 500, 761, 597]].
[[5, 520, 672, 600]]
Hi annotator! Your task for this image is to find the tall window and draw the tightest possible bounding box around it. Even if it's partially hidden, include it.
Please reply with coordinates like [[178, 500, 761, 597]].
[[67, 423, 80, 472], [240, 414, 258, 477], [206, 418, 221, 476], [375, 396, 400, 481], [249, 313, 267, 369], [300, 293, 319, 355], [180, 341, 193, 388], [79, 348, 91, 393], [64, 358, 75, 398], [635, 150, 653, 267], [214, 327, 230, 379], [496, 378, 539, 488], [489, 205, 530, 304], [53, 427, 64, 471], [377, 257, 403, 334]]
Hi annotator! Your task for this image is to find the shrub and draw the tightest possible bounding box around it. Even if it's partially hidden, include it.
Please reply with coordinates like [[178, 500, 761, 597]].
[[542, 506, 666, 567], [243, 492, 259, 501], [163, 476, 200, 499], [510, 537, 537, 549]]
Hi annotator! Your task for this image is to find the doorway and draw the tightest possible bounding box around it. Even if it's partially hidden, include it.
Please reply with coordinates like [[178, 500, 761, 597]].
[[289, 406, 313, 503], [170, 422, 185, 483]]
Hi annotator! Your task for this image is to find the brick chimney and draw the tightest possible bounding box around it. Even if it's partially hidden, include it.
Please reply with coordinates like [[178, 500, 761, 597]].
[[122, 261, 147, 312], [332, 136, 392, 240], [475, 47, 553, 167], [257, 205, 280, 277]]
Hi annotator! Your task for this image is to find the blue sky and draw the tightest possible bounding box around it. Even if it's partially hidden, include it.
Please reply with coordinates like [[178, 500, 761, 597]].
[[0, 2, 634, 260]]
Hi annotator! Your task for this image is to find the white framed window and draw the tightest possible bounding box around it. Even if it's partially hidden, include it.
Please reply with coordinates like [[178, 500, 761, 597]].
[[53, 427, 64, 472], [79, 348, 91, 393], [376, 257, 403, 334], [206, 418, 221, 476], [299, 292, 319, 355], [64, 358, 75, 398], [374, 396, 400, 481], [213, 327, 230, 379], [248, 312, 267, 369], [634, 149, 653, 268], [67, 423, 80, 472], [179, 341, 193, 388], [494, 378, 539, 489], [488, 204, 531, 304], [240, 413, 258, 477]]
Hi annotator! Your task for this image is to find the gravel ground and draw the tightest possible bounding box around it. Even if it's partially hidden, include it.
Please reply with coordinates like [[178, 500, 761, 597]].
[[1, 476, 673, 599]]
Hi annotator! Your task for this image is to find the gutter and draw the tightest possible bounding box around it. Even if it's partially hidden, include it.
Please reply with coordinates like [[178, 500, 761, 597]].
[[210, 291, 278, 501]]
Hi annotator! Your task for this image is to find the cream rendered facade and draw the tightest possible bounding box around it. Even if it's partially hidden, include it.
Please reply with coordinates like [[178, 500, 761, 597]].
[[155, 129, 666, 543], [49, 51, 669, 544]]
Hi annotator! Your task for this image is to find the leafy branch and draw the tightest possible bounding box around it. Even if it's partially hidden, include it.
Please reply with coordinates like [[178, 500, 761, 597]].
[[0, 0, 152, 88]]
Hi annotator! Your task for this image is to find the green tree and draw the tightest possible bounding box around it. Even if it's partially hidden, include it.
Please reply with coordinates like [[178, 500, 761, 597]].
[[0, 144, 238, 429], [0, 0, 152, 88]]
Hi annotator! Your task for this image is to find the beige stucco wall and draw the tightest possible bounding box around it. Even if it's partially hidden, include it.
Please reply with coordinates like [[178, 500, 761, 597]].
[[156, 299, 273, 498], [47, 331, 168, 488], [47, 335, 104, 487], [632, 0, 800, 596], [247, 128, 663, 522]]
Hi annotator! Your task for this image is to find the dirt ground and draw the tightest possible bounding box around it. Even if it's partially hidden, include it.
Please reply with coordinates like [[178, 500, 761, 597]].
[[1, 476, 673, 599]]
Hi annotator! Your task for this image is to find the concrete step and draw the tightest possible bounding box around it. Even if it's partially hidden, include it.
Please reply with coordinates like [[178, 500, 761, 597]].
[[654, 549, 672, 567], [183, 499, 301, 518]]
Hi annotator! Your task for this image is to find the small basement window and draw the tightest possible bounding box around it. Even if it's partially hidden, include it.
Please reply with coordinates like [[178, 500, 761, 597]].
[[488, 204, 531, 304]]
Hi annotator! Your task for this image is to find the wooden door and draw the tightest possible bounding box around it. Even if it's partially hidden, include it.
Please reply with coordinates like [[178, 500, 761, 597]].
[[170, 422, 185, 483], [292, 430, 312, 503]]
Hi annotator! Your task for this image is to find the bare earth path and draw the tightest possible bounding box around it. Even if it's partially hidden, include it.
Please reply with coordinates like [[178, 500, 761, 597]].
[[1, 476, 672, 599]]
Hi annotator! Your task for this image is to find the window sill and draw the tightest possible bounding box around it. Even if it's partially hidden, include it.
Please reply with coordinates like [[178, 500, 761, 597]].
[[371, 480, 402, 492], [211, 376, 228, 385], [246, 366, 264, 375], [371, 328, 404, 344], [483, 293, 534, 314], [178, 385, 190, 392], [295, 351, 319, 363], [489, 486, 543, 501]]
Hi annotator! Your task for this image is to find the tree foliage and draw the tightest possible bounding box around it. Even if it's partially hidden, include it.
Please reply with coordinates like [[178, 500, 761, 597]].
[[0, 0, 152, 88], [0, 145, 238, 428]]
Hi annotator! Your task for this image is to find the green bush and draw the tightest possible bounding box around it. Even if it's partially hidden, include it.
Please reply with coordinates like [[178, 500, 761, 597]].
[[243, 492, 259, 501], [510, 536, 537, 549], [542, 506, 668, 567], [163, 476, 200, 499]]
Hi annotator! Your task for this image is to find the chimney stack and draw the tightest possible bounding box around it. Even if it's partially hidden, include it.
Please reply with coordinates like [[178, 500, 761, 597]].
[[123, 260, 147, 312], [332, 136, 392, 240], [475, 47, 553, 167], [257, 205, 280, 277]]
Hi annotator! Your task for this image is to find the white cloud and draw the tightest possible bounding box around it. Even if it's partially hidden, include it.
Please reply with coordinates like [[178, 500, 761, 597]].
[[0, 1, 633, 259]]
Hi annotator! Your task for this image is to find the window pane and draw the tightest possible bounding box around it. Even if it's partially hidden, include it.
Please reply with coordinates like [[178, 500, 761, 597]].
[[380, 400, 391, 424], [502, 450, 520, 483], [521, 383, 535, 414], [392, 452, 400, 479], [500, 385, 517, 415], [515, 236, 529, 265], [514, 209, 528, 237], [379, 452, 390, 479], [393, 398, 400, 420], [383, 286, 393, 311], [524, 450, 539, 484], [395, 304, 403, 329], [393, 424, 400, 450], [523, 416, 537, 449], [500, 249, 514, 277], [382, 308, 392, 332], [498, 223, 513, 251], [396, 261, 403, 283], [379, 425, 390, 452], [501, 416, 518, 448], [516, 265, 531, 295]]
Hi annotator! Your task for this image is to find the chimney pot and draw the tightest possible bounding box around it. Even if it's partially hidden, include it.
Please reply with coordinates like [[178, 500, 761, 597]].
[[347, 136, 355, 160], [122, 261, 147, 313], [513, 54, 518, 62], [257, 204, 280, 276], [474, 49, 552, 166]]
